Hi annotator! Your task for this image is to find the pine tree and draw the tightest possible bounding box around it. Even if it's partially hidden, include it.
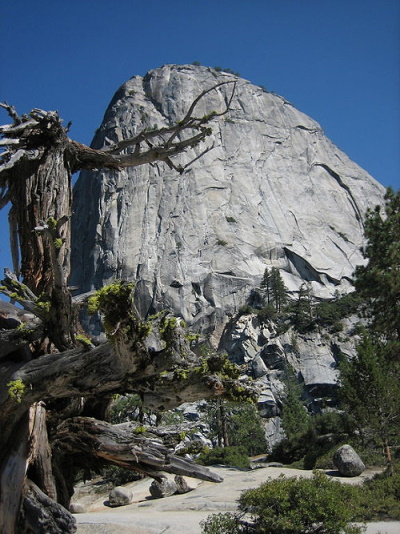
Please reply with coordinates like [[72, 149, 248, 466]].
[[261, 267, 287, 312], [354, 187, 400, 342], [341, 188, 400, 471], [270, 267, 288, 312], [340, 333, 400, 467], [293, 283, 314, 332], [261, 267, 272, 303], [281, 367, 310, 441]]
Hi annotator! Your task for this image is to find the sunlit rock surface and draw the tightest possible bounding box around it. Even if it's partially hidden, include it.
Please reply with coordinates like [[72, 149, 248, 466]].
[[72, 64, 384, 334]]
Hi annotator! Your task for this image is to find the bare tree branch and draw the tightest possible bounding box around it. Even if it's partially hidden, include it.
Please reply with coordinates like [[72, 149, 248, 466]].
[[54, 417, 223, 483]]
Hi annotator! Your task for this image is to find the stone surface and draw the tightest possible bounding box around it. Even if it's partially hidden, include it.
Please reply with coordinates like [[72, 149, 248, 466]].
[[108, 486, 133, 507], [71, 64, 384, 336], [333, 444, 366, 477], [222, 311, 360, 417]]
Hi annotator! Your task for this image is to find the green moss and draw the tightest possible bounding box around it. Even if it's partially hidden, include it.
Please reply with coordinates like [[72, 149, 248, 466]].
[[87, 281, 152, 341], [185, 333, 200, 342], [133, 425, 147, 434], [15, 323, 35, 338], [53, 237, 63, 250], [36, 293, 51, 316], [174, 368, 189, 380], [159, 315, 179, 347], [46, 217, 58, 230], [7, 380, 26, 403], [75, 334, 92, 349]]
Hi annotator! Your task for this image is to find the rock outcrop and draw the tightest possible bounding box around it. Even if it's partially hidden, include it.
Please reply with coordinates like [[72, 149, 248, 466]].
[[71, 64, 384, 337]]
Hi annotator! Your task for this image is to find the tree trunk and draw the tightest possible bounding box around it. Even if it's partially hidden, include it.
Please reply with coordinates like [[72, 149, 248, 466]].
[[0, 88, 238, 532], [220, 401, 230, 448], [18, 480, 77, 534], [0, 411, 30, 534]]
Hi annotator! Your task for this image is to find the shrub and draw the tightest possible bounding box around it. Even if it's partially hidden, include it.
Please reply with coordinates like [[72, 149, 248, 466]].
[[102, 465, 143, 486], [360, 469, 400, 520], [197, 446, 250, 469], [200, 512, 242, 534], [201, 472, 365, 534], [239, 472, 364, 533]]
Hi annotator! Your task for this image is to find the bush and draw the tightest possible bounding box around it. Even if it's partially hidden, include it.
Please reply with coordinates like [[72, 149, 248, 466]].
[[360, 469, 400, 520], [102, 465, 143, 486], [200, 512, 242, 534], [197, 446, 250, 469], [201, 472, 365, 534]]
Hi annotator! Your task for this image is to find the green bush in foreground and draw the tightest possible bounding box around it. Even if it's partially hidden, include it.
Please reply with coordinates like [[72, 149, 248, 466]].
[[201, 471, 364, 534], [360, 469, 400, 520], [201, 467, 400, 533]]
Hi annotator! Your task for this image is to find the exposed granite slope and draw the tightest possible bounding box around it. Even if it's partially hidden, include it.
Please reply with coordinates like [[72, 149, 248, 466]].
[[71, 64, 384, 335]]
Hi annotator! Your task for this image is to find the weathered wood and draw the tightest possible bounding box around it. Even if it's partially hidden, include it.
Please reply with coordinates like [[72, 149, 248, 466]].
[[0, 413, 30, 534], [54, 417, 223, 484], [18, 480, 77, 534], [0, 86, 239, 533], [27, 403, 58, 501]]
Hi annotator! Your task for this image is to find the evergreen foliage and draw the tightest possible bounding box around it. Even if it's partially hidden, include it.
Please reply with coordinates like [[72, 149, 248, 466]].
[[202, 472, 365, 534], [280, 368, 310, 441], [354, 187, 400, 341], [201, 467, 400, 533], [340, 188, 400, 469], [199, 400, 267, 456], [261, 267, 287, 312], [340, 333, 400, 456]]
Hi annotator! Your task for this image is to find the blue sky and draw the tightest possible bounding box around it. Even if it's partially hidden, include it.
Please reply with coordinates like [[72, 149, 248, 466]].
[[1, 0, 399, 271]]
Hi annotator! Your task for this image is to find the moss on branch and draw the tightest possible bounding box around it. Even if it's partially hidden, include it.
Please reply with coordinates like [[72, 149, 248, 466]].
[[87, 280, 151, 341]]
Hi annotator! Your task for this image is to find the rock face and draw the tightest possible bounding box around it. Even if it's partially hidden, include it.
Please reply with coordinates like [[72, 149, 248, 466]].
[[71, 64, 386, 446], [333, 445, 366, 477], [71, 64, 384, 337]]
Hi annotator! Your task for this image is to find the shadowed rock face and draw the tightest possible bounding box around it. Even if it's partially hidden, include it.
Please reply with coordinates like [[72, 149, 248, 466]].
[[71, 64, 384, 334]]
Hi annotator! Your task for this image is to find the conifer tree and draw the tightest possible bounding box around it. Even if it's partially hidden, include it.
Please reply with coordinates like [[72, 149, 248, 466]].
[[354, 187, 400, 342], [341, 188, 400, 471], [270, 267, 287, 312], [261, 267, 287, 312]]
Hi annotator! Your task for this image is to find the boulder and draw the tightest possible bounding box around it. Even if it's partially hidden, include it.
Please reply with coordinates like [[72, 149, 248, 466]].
[[174, 475, 193, 494], [69, 502, 86, 514], [108, 486, 133, 507], [149, 477, 178, 498], [333, 444, 365, 477]]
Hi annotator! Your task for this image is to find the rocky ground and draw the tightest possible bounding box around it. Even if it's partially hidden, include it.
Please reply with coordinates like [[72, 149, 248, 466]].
[[72, 464, 399, 534]]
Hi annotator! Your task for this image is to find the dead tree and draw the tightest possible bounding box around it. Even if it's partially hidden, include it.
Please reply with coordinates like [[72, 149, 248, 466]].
[[0, 82, 254, 534]]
